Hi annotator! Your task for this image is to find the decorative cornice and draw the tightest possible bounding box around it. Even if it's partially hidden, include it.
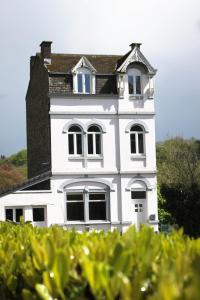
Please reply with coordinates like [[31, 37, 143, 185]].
[[71, 56, 97, 73], [117, 47, 157, 75]]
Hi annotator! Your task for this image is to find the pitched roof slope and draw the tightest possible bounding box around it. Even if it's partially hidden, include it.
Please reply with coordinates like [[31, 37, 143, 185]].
[[45, 53, 123, 74]]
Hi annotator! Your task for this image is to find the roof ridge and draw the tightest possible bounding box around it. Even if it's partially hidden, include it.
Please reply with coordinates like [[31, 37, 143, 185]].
[[50, 53, 123, 57]]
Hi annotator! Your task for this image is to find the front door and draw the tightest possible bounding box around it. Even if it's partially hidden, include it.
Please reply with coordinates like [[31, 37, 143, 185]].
[[131, 190, 147, 229]]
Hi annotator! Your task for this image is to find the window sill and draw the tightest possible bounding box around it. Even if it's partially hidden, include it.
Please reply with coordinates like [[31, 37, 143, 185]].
[[87, 156, 103, 160], [68, 156, 84, 160], [64, 221, 110, 225], [130, 155, 146, 160], [129, 95, 143, 100]]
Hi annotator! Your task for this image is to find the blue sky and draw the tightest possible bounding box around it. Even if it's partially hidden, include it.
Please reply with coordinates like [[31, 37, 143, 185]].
[[0, 0, 200, 156]]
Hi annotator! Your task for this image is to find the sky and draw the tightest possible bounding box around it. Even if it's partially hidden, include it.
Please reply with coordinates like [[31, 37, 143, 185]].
[[0, 0, 200, 156]]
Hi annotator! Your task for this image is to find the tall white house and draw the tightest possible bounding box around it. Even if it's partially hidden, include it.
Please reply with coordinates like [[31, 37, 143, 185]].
[[0, 42, 158, 232]]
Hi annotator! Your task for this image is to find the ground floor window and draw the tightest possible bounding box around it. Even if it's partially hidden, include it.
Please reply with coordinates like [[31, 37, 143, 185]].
[[33, 207, 45, 222], [5, 208, 24, 222], [66, 192, 108, 222]]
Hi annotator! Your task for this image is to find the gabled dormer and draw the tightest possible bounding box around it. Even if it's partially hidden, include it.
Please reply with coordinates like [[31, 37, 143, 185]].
[[117, 43, 157, 99], [71, 56, 96, 94]]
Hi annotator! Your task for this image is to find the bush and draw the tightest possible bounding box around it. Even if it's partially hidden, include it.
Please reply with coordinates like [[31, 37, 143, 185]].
[[1, 223, 200, 300]]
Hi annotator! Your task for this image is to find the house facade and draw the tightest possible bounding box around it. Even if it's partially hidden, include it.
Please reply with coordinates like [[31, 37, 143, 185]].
[[0, 41, 158, 232]]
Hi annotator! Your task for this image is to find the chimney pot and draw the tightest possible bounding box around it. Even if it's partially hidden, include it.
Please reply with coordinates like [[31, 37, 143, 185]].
[[129, 42, 142, 50], [40, 41, 52, 60]]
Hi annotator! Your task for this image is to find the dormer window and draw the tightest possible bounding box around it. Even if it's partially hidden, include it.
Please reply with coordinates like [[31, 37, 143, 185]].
[[72, 56, 96, 94], [77, 68, 91, 94], [128, 69, 142, 95]]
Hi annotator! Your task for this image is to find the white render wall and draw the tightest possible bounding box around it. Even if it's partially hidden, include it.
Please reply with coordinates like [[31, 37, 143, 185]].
[[0, 69, 158, 232], [0, 174, 158, 232]]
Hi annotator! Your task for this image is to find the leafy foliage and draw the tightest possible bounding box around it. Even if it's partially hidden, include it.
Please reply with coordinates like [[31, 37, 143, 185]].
[[1, 223, 200, 300], [0, 150, 27, 192], [157, 138, 200, 236]]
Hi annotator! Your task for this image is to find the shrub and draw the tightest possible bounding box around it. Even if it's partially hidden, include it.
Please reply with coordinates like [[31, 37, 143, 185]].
[[1, 223, 200, 299]]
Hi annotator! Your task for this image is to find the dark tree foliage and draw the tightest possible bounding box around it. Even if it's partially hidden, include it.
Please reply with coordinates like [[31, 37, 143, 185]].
[[0, 150, 27, 193], [157, 137, 200, 237]]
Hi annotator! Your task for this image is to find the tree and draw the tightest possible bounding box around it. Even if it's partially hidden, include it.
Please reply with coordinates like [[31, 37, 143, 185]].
[[157, 138, 200, 237], [0, 164, 24, 192]]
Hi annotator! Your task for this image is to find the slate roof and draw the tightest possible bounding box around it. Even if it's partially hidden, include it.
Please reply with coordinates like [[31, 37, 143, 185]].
[[42, 53, 124, 74]]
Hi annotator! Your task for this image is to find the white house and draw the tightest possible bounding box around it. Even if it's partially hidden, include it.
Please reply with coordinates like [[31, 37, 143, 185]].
[[0, 41, 158, 232]]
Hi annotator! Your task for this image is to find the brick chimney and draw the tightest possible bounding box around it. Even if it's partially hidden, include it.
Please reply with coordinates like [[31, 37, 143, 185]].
[[129, 43, 142, 50], [40, 41, 52, 62]]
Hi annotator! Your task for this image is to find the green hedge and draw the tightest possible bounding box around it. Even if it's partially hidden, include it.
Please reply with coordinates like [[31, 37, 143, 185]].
[[1, 223, 200, 300]]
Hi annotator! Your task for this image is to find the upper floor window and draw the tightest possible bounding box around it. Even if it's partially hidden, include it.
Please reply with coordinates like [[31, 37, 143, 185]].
[[87, 125, 102, 155], [128, 68, 142, 95], [76, 68, 92, 94], [130, 125, 144, 154], [68, 125, 83, 156]]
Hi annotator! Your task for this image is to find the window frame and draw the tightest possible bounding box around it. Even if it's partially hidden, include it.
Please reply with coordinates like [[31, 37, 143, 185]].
[[68, 125, 83, 157], [66, 191, 109, 222], [127, 68, 142, 96], [87, 125, 103, 157], [130, 125, 145, 155], [75, 67, 92, 94], [5, 207, 24, 223], [32, 207, 46, 222]]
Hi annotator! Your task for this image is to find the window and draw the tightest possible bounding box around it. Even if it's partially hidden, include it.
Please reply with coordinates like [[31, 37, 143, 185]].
[[66, 192, 107, 222], [5, 208, 23, 222], [130, 125, 144, 155], [87, 125, 102, 155], [68, 125, 83, 156], [67, 194, 84, 221], [89, 193, 106, 220], [77, 68, 91, 94], [33, 208, 45, 222], [128, 69, 142, 95]]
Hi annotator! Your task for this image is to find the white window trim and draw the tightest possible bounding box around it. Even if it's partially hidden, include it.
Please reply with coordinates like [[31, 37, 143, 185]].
[[87, 131, 103, 157], [127, 68, 143, 96], [5, 207, 24, 223], [65, 190, 109, 223], [73, 67, 95, 94], [32, 206, 46, 223], [130, 130, 145, 155], [67, 129, 84, 157]]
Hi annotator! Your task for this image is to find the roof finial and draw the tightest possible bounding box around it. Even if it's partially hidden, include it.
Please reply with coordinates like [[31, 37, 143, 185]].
[[129, 43, 142, 50]]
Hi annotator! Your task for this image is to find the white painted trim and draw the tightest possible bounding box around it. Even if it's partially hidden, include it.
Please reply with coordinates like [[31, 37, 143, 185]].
[[62, 119, 86, 133], [117, 46, 156, 75], [126, 177, 153, 191], [125, 120, 149, 133], [58, 178, 115, 192], [85, 120, 106, 133], [50, 112, 155, 116], [71, 56, 97, 74], [52, 170, 156, 176]]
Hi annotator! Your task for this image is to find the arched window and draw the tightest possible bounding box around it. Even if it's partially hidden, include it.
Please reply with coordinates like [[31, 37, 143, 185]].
[[130, 125, 144, 154], [68, 125, 83, 155], [87, 125, 102, 155], [64, 180, 111, 222], [77, 68, 91, 94], [128, 68, 142, 95]]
